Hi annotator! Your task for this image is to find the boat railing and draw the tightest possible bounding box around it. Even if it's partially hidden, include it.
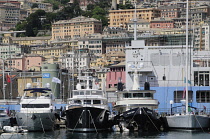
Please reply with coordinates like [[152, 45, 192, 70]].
[[22, 96, 51, 99], [72, 95, 105, 99], [18, 109, 54, 113], [72, 90, 105, 97], [81, 104, 108, 109], [157, 108, 210, 115], [118, 97, 157, 101]]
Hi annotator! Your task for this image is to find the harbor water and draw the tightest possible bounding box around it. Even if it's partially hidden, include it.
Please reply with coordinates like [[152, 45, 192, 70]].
[[1, 129, 210, 139]]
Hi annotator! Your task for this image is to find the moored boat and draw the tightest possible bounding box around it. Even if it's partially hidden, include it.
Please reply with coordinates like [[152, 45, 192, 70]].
[[65, 73, 110, 132], [113, 69, 162, 132], [15, 83, 56, 131]]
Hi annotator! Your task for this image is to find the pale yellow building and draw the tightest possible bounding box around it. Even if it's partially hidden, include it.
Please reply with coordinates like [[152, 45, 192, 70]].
[[31, 45, 67, 63], [52, 16, 102, 41], [2, 34, 51, 46], [50, 39, 79, 53], [17, 74, 42, 97], [108, 8, 160, 28]]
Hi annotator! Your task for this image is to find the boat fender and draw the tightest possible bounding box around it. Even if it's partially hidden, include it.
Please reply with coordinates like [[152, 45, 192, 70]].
[[31, 114, 36, 120], [118, 123, 123, 132]]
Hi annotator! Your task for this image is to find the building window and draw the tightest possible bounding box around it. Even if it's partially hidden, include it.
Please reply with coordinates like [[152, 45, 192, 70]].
[[174, 90, 193, 103], [196, 90, 210, 103], [32, 78, 37, 83]]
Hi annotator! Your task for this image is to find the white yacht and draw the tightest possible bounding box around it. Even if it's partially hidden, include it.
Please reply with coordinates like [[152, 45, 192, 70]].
[[16, 83, 55, 131], [65, 74, 110, 132]]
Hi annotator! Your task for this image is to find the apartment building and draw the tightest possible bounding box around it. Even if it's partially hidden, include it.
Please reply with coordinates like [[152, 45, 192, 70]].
[[106, 61, 125, 89], [0, 45, 22, 59], [108, 8, 160, 28], [7, 54, 43, 71], [0, 1, 21, 31], [7, 36, 51, 46], [96, 68, 109, 90], [31, 45, 67, 64], [102, 26, 129, 54], [127, 18, 150, 32], [181, 10, 208, 26], [78, 33, 104, 57], [61, 49, 92, 71], [150, 17, 174, 29], [194, 21, 210, 51], [158, 5, 182, 18], [52, 16, 102, 41], [69, 0, 97, 10]]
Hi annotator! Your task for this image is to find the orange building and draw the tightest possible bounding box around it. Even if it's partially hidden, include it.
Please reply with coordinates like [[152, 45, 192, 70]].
[[108, 8, 160, 28]]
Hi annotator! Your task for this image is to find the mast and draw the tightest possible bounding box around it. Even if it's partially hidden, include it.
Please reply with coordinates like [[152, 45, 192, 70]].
[[1, 60, 5, 102], [185, 0, 189, 113], [134, 3, 137, 41]]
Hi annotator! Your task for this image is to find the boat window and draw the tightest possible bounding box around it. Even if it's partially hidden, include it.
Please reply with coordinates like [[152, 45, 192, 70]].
[[86, 91, 90, 95], [93, 100, 101, 104], [22, 104, 49, 108], [133, 93, 143, 98], [145, 93, 151, 97], [84, 100, 91, 104], [80, 91, 84, 95], [123, 93, 132, 98], [74, 91, 79, 95], [196, 90, 210, 103], [74, 100, 82, 104]]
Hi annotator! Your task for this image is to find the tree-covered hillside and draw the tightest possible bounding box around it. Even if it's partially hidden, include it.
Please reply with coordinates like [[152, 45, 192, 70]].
[[15, 0, 111, 37]]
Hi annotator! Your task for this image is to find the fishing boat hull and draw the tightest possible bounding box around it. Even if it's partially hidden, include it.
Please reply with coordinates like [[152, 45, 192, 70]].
[[113, 107, 162, 132], [165, 114, 210, 129], [16, 112, 55, 131], [66, 107, 110, 132]]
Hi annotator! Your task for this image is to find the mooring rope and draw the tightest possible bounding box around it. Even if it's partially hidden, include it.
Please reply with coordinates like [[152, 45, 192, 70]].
[[142, 108, 160, 132], [39, 115, 45, 133], [127, 107, 140, 127], [194, 114, 205, 133], [88, 110, 98, 133], [47, 113, 55, 131], [72, 110, 85, 133]]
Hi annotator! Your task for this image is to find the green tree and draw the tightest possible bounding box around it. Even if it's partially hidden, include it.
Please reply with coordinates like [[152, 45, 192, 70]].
[[118, 1, 134, 9], [53, 3, 59, 10], [92, 6, 108, 27], [31, 3, 38, 9]]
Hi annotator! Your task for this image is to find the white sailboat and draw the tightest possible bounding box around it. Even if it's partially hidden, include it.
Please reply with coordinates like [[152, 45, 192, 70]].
[[165, 0, 210, 130]]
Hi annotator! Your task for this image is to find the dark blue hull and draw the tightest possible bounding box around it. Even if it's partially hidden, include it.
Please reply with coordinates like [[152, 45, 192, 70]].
[[66, 107, 110, 132]]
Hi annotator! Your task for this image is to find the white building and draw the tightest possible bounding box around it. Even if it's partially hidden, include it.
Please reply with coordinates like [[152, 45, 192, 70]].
[[61, 50, 91, 71]]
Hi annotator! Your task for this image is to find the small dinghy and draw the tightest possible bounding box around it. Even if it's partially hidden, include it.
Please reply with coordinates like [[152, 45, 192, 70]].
[[3, 126, 28, 133]]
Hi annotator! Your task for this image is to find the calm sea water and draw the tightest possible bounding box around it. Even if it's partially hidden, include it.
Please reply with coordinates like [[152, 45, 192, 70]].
[[1, 129, 210, 139]]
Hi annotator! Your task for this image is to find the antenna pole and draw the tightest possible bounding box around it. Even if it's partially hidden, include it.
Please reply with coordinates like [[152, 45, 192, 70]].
[[185, 0, 189, 114]]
